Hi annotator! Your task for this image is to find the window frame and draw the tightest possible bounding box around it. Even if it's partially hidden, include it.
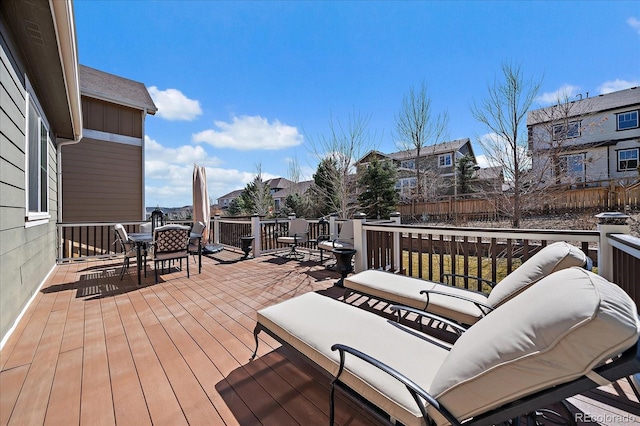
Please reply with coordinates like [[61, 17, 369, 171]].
[[552, 120, 581, 140], [24, 79, 51, 226], [558, 153, 586, 182], [400, 159, 415, 169], [438, 153, 452, 168], [616, 110, 639, 131], [617, 148, 639, 172]]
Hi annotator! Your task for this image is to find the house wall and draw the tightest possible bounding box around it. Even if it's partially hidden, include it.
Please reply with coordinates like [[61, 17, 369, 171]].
[[62, 137, 143, 221], [530, 99, 640, 183], [0, 24, 59, 341], [61, 96, 144, 222]]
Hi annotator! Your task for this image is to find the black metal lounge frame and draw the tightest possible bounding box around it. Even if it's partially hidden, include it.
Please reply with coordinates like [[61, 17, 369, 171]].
[[251, 308, 640, 426], [329, 340, 640, 426]]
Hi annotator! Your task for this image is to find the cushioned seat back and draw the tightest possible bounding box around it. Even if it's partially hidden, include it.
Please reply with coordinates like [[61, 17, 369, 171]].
[[428, 267, 640, 425], [288, 218, 309, 238], [486, 242, 587, 308], [338, 220, 354, 244]]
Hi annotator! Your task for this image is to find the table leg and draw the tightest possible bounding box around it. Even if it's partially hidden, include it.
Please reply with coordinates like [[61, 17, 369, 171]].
[[136, 242, 143, 286]]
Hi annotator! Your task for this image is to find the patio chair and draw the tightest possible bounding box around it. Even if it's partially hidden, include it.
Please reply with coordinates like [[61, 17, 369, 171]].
[[114, 223, 146, 280], [344, 241, 588, 325], [317, 220, 354, 262], [188, 221, 206, 273], [276, 218, 309, 260], [251, 267, 640, 426], [152, 224, 191, 283]]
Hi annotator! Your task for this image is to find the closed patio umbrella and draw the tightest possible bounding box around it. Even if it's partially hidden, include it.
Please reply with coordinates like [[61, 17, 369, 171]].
[[193, 164, 211, 246]]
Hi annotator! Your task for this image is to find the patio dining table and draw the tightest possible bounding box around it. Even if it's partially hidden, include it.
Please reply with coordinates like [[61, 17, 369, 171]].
[[127, 232, 153, 286], [128, 231, 203, 285]]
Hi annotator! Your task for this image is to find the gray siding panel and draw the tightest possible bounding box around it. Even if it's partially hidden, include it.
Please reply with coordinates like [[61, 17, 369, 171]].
[[0, 35, 58, 342]]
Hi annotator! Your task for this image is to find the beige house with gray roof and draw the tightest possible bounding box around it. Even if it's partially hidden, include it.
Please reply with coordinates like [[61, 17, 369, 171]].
[[528, 87, 640, 187]]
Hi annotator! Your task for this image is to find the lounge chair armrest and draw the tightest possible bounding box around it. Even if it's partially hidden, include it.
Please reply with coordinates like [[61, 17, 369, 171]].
[[419, 289, 494, 316], [330, 343, 461, 426], [440, 273, 497, 289], [389, 305, 468, 335]]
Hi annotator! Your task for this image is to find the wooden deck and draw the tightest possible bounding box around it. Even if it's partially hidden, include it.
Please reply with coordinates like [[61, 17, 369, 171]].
[[1, 249, 639, 425]]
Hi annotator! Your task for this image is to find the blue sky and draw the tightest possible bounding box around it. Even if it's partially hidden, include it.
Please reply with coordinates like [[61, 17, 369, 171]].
[[74, 1, 640, 208]]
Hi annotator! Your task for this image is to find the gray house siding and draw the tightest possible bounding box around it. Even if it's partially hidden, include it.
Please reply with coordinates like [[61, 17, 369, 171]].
[[528, 88, 640, 186], [0, 19, 59, 342]]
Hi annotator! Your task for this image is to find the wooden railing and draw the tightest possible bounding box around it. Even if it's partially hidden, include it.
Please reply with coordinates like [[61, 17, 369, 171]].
[[609, 234, 640, 311], [361, 221, 599, 293]]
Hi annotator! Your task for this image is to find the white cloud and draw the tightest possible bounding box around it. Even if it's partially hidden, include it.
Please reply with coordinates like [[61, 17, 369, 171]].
[[598, 79, 640, 94], [192, 115, 303, 150], [628, 17, 640, 34], [148, 86, 202, 121], [144, 136, 274, 207], [535, 84, 581, 105]]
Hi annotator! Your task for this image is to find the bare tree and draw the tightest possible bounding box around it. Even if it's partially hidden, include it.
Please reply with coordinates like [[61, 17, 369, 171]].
[[395, 81, 449, 205], [471, 62, 542, 228], [307, 109, 378, 218]]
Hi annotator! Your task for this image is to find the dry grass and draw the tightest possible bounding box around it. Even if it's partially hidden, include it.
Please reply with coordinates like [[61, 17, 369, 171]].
[[402, 252, 522, 293]]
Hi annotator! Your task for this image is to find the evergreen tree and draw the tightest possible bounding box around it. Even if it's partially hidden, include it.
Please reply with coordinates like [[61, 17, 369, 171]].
[[238, 173, 274, 216], [456, 154, 476, 195], [310, 157, 341, 216], [226, 198, 243, 216], [357, 157, 399, 219]]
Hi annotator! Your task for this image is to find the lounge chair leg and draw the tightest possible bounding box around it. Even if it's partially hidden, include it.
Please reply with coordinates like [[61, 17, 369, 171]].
[[250, 325, 261, 360]]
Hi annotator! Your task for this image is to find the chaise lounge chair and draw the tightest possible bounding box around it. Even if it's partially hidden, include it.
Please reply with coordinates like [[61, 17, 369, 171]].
[[343, 241, 588, 325], [251, 267, 640, 426]]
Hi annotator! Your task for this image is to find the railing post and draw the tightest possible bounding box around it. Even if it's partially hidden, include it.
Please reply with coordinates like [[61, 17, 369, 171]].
[[213, 215, 221, 245], [353, 212, 367, 273], [329, 213, 338, 239], [390, 212, 401, 272], [595, 212, 630, 281], [251, 214, 261, 258]]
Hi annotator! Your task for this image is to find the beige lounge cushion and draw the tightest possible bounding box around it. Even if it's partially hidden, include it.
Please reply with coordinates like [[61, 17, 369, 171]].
[[345, 270, 488, 325], [428, 267, 640, 425], [318, 240, 354, 251], [257, 292, 451, 426], [486, 241, 587, 308]]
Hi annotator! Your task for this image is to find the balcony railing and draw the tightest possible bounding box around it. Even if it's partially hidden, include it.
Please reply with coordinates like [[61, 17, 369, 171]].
[[56, 213, 639, 308], [360, 220, 599, 292]]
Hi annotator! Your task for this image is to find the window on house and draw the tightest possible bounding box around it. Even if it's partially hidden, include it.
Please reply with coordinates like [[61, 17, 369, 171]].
[[400, 159, 415, 169], [553, 121, 581, 140], [26, 95, 50, 220], [617, 111, 639, 131], [438, 153, 452, 168], [618, 148, 639, 171], [558, 153, 585, 181]]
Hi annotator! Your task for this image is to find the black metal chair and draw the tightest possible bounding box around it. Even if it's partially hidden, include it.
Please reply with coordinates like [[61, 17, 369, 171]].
[[113, 224, 146, 280], [276, 218, 309, 260], [150, 208, 165, 233], [152, 224, 190, 283], [188, 221, 205, 273]]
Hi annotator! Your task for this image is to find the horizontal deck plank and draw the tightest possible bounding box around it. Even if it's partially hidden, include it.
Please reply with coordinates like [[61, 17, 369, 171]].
[[1, 252, 638, 426]]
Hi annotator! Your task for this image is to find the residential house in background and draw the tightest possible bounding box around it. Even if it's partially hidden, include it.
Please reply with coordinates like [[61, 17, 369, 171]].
[[357, 138, 480, 200], [218, 178, 293, 211], [0, 0, 82, 341], [527, 87, 640, 187], [218, 189, 244, 210], [61, 65, 157, 222]]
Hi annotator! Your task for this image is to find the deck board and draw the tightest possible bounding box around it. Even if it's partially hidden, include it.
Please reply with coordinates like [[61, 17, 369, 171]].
[[1, 251, 639, 425]]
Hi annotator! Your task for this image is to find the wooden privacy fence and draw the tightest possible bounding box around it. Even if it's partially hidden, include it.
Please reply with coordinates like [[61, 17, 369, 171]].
[[399, 182, 640, 222]]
